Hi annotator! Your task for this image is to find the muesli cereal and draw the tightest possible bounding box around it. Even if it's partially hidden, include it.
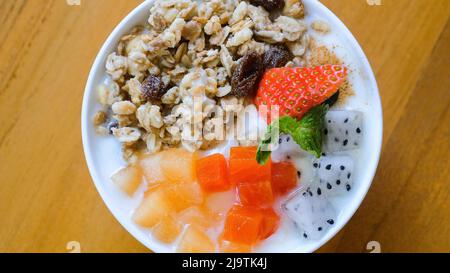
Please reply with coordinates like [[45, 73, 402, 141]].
[[94, 0, 313, 162]]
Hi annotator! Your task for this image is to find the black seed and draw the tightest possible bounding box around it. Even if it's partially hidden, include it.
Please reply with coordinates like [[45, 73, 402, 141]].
[[336, 180, 341, 185], [318, 227, 323, 231], [345, 130, 349, 135], [325, 164, 332, 170], [343, 139, 348, 146], [317, 187, 322, 196], [328, 120, 331, 123], [344, 118, 349, 123], [334, 137, 339, 142], [347, 173, 351, 179], [354, 142, 359, 146], [303, 233, 308, 238], [327, 183, 332, 190], [309, 190, 313, 197], [278, 138, 282, 144], [340, 165, 345, 171], [324, 129, 328, 135], [313, 163, 319, 168], [356, 127, 361, 134], [287, 156, 291, 160], [297, 171, 301, 177], [346, 184, 352, 191], [286, 136, 290, 142], [327, 219, 335, 225], [302, 192, 307, 196], [322, 153, 326, 156]]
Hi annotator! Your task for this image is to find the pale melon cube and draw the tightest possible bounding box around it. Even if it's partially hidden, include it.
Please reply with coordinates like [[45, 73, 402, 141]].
[[132, 188, 174, 228], [178, 206, 215, 228], [176, 225, 216, 253], [151, 216, 182, 244], [162, 181, 204, 211], [140, 153, 165, 184], [111, 165, 143, 196], [160, 148, 198, 183], [204, 190, 237, 220]]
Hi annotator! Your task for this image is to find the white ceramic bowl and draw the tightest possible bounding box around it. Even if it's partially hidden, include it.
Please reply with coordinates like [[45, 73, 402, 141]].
[[82, 0, 382, 253]]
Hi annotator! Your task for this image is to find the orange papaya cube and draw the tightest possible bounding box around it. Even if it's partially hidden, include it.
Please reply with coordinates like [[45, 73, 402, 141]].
[[196, 153, 230, 192], [132, 187, 174, 228], [259, 208, 280, 239], [111, 165, 143, 196], [151, 215, 182, 244], [161, 181, 204, 212], [222, 205, 264, 245], [160, 148, 198, 183], [237, 179, 274, 207], [176, 225, 216, 253], [229, 147, 271, 185], [140, 153, 166, 184], [219, 240, 252, 253], [271, 161, 298, 195]]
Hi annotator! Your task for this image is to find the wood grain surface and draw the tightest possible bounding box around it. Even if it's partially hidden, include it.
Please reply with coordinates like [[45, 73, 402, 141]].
[[0, 0, 449, 253]]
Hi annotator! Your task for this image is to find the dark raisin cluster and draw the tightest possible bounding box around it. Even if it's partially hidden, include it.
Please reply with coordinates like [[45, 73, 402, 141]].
[[231, 52, 264, 97], [263, 44, 293, 70], [249, 0, 285, 11], [141, 75, 167, 101]]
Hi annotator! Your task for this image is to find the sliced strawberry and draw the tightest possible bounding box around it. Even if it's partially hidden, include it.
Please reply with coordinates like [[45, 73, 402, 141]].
[[255, 65, 347, 123]]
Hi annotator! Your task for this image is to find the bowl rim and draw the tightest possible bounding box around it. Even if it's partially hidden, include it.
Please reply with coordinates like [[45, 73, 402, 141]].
[[81, 0, 383, 253]]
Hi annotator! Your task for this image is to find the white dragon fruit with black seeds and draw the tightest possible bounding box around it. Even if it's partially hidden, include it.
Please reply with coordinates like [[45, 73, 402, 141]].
[[312, 155, 354, 196], [323, 111, 363, 152], [283, 188, 337, 240]]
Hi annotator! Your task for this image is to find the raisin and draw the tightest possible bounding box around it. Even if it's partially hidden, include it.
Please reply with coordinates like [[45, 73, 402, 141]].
[[249, 0, 285, 11], [323, 90, 340, 107], [231, 52, 264, 98], [107, 119, 119, 135], [263, 44, 293, 70], [141, 75, 166, 101]]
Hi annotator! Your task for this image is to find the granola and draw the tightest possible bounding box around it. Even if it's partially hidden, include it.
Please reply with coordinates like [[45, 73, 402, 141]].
[[94, 0, 316, 163]]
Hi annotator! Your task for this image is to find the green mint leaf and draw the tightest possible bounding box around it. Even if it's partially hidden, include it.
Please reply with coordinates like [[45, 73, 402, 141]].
[[256, 105, 328, 165]]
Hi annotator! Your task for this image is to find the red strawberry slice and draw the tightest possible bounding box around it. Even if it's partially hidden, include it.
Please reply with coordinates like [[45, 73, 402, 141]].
[[255, 65, 347, 123]]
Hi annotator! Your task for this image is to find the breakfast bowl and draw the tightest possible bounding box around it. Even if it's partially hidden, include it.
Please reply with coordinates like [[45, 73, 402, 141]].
[[81, 0, 382, 253]]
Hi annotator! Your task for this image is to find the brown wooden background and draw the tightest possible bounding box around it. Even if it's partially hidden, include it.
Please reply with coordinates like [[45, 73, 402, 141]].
[[0, 0, 449, 253]]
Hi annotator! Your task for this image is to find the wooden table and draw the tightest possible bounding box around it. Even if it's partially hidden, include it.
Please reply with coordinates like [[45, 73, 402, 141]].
[[0, 0, 449, 253]]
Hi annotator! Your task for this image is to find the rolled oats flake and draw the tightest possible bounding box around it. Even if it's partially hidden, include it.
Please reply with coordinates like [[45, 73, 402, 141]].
[[112, 127, 141, 143], [112, 101, 137, 115]]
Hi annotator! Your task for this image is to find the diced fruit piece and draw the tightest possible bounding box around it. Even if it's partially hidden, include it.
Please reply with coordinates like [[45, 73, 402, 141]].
[[229, 147, 271, 185], [204, 191, 237, 219], [219, 240, 252, 253], [161, 181, 204, 212], [160, 148, 198, 183], [259, 208, 280, 239], [196, 153, 230, 192], [238, 179, 274, 207], [178, 206, 215, 228], [222, 205, 264, 245], [271, 161, 298, 195], [140, 153, 165, 184], [255, 65, 348, 123], [151, 216, 182, 243], [111, 165, 143, 196], [132, 187, 173, 228], [177, 225, 216, 253], [283, 187, 336, 240]]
